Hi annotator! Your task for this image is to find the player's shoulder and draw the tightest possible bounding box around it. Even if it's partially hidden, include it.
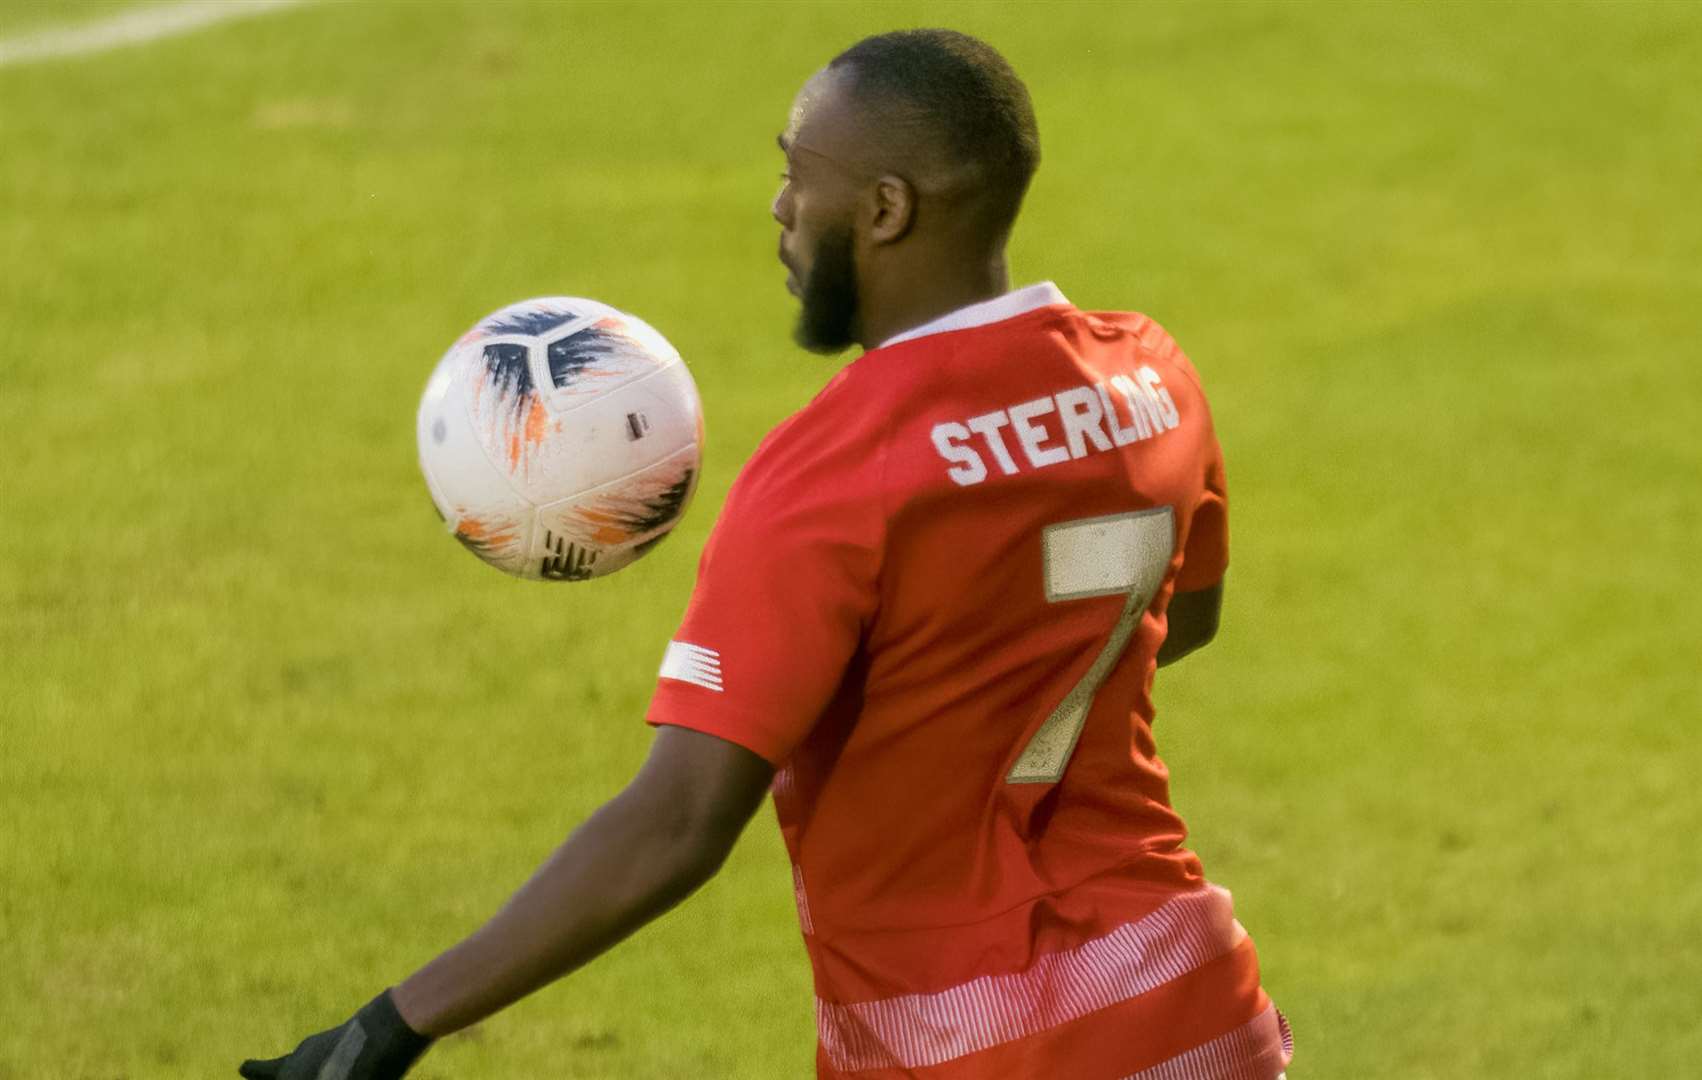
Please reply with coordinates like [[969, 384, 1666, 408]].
[[1083, 309, 1182, 359], [728, 323, 1000, 515], [744, 328, 950, 460], [1086, 309, 1210, 394], [761, 357, 890, 452], [729, 361, 891, 508]]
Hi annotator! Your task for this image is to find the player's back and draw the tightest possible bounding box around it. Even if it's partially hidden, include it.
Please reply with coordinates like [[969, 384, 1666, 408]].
[[788, 295, 1222, 932], [650, 284, 1290, 1078]]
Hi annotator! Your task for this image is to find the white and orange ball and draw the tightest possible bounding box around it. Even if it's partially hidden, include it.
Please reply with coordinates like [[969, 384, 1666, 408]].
[[417, 297, 703, 580]]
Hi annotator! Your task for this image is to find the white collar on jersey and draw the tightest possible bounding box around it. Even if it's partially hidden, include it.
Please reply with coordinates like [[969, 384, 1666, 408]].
[[876, 281, 1070, 349]]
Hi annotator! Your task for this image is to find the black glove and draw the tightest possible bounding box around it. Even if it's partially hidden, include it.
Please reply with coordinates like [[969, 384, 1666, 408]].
[[239, 989, 433, 1080]]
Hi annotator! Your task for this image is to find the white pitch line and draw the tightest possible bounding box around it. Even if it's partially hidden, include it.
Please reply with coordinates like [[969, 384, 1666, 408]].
[[0, 0, 309, 70]]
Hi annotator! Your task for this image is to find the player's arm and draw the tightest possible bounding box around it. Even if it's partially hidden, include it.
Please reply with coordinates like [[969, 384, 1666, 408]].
[[238, 725, 773, 1079], [392, 725, 772, 1033], [1160, 429, 1228, 670], [1157, 581, 1222, 667]]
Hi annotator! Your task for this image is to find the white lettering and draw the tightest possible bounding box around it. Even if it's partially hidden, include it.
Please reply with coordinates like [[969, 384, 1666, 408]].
[[1008, 396, 1070, 469], [1096, 382, 1142, 447], [1111, 374, 1156, 439], [928, 371, 1181, 484], [1055, 386, 1113, 459], [930, 421, 987, 486], [966, 410, 1021, 476], [1139, 365, 1180, 429]]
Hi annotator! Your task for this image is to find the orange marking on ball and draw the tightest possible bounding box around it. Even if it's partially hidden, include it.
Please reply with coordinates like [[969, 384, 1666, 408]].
[[576, 505, 632, 545], [524, 398, 549, 444]]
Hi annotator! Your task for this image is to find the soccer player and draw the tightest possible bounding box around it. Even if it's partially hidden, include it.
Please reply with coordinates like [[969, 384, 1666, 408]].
[[240, 29, 1291, 1080]]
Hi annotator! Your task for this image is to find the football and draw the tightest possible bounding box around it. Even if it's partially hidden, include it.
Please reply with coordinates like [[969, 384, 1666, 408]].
[[416, 297, 704, 581]]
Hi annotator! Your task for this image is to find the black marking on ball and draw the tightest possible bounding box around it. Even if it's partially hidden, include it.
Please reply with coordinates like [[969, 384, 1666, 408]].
[[481, 308, 578, 337], [626, 412, 649, 440], [431, 417, 447, 444], [454, 532, 487, 554], [482, 342, 535, 420], [624, 469, 694, 534], [540, 530, 599, 581], [547, 326, 627, 388], [482, 342, 534, 395]]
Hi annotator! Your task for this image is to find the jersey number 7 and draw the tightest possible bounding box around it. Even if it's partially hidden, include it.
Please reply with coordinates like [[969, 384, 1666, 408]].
[[1006, 507, 1177, 785]]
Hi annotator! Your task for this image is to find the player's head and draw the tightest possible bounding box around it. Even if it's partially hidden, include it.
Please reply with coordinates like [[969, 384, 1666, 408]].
[[774, 30, 1040, 353]]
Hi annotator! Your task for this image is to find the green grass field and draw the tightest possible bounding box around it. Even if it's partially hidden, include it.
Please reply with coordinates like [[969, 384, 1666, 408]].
[[3, 1, 1699, 1076]]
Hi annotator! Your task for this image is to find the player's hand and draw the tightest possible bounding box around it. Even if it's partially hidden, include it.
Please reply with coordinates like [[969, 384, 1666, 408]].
[[239, 990, 432, 1080]]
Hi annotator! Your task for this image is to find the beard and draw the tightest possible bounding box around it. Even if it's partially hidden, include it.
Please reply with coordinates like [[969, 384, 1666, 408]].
[[793, 224, 860, 354]]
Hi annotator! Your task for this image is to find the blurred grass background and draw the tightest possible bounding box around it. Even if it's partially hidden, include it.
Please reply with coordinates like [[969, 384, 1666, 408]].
[[2, 1, 1698, 1076]]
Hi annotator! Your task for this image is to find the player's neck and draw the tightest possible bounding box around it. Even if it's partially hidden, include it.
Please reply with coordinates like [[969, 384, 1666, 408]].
[[858, 253, 1010, 350]]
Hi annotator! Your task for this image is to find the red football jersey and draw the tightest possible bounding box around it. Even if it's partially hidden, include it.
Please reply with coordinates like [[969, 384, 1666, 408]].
[[647, 284, 1291, 1079]]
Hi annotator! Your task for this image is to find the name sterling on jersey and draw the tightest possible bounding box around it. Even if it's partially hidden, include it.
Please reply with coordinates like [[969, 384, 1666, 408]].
[[929, 365, 1181, 486]]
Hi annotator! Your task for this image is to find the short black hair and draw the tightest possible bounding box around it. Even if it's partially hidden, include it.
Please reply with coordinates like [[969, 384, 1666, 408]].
[[830, 29, 1040, 234]]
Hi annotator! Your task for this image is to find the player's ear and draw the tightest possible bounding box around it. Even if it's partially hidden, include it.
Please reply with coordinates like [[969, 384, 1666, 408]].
[[867, 175, 916, 245]]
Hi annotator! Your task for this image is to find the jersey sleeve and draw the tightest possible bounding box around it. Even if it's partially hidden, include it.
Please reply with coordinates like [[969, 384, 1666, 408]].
[[645, 391, 885, 767], [1175, 434, 1228, 592]]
